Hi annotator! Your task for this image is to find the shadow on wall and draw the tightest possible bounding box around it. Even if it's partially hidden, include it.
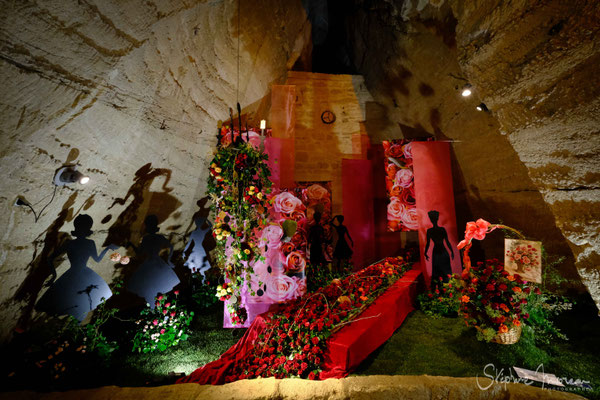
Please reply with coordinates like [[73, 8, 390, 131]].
[[10, 192, 79, 331], [102, 163, 180, 248]]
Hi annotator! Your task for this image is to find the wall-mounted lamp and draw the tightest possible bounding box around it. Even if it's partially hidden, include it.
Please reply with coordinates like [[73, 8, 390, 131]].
[[54, 166, 90, 186], [476, 103, 489, 112], [461, 84, 472, 97]]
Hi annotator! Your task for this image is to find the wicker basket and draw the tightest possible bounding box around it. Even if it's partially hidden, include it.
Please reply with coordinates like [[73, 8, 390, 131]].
[[462, 223, 527, 345], [491, 324, 522, 345]]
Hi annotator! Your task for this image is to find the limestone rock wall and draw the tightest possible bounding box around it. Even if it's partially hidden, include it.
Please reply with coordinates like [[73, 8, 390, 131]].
[[0, 0, 309, 341], [346, 0, 588, 298], [449, 0, 600, 309]]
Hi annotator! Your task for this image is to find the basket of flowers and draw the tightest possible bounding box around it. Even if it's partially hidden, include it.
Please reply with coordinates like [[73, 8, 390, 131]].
[[457, 219, 534, 344]]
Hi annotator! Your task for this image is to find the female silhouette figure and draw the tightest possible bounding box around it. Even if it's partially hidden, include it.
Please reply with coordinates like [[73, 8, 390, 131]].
[[308, 212, 326, 266], [127, 215, 179, 307], [37, 214, 117, 321], [424, 210, 454, 290], [331, 215, 353, 273]]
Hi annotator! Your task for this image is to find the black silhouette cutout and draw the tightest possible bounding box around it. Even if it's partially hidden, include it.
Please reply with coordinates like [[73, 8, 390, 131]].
[[308, 212, 326, 266], [424, 210, 454, 290], [331, 215, 353, 272], [36, 214, 117, 321], [183, 216, 212, 279], [127, 215, 179, 307]]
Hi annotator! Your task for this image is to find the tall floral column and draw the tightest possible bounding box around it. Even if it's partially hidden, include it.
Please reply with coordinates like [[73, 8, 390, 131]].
[[208, 128, 272, 326]]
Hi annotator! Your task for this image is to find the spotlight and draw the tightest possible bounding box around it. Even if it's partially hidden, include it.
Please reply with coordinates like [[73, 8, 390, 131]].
[[461, 84, 472, 97], [476, 103, 489, 112], [54, 166, 90, 186]]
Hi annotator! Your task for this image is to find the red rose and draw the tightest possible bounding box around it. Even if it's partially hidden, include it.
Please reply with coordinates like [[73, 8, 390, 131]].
[[311, 336, 319, 345]]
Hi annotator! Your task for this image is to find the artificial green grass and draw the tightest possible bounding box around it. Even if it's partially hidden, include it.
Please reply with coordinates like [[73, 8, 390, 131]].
[[353, 308, 600, 399], [108, 305, 243, 386]]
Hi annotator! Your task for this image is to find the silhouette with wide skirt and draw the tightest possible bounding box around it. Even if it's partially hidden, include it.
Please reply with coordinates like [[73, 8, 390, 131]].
[[37, 214, 117, 321], [183, 216, 213, 280], [127, 215, 179, 307], [424, 210, 454, 290]]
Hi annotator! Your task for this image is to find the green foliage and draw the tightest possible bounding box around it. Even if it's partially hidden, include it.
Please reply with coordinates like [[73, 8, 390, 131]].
[[132, 293, 194, 353], [189, 268, 219, 311], [417, 276, 461, 318], [524, 290, 571, 344], [307, 261, 352, 292]]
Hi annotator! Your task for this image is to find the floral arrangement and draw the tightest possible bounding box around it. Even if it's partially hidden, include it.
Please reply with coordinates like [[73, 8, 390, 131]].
[[383, 140, 417, 231], [132, 292, 194, 353], [417, 274, 462, 318], [7, 294, 120, 386], [221, 256, 412, 382], [207, 126, 273, 324], [459, 258, 534, 342], [456, 218, 547, 342]]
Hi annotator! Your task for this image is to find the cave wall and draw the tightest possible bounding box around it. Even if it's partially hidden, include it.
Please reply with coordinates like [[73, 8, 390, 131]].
[[448, 0, 600, 309], [347, 0, 600, 307], [0, 0, 310, 341]]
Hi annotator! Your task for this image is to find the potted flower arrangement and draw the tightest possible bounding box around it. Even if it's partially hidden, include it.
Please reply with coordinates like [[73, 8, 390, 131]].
[[459, 259, 530, 343], [457, 219, 539, 344]]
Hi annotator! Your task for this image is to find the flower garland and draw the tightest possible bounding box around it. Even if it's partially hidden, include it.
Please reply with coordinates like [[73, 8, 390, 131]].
[[222, 256, 412, 382], [207, 127, 272, 325]]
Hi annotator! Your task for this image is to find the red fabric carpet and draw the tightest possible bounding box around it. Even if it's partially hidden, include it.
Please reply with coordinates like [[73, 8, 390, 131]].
[[178, 266, 422, 385]]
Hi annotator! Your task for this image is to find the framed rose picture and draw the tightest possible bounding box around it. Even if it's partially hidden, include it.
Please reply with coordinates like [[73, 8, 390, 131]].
[[504, 239, 542, 283]]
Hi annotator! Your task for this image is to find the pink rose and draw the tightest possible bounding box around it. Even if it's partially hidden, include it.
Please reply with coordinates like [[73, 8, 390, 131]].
[[292, 276, 307, 297], [273, 192, 303, 214], [387, 197, 405, 222], [265, 274, 299, 302], [262, 224, 283, 247], [285, 251, 306, 274], [402, 142, 413, 159], [305, 184, 329, 201], [394, 168, 413, 188], [400, 206, 419, 230]]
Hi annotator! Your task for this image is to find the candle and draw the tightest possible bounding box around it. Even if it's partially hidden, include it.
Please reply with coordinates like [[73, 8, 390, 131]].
[[260, 120, 266, 130]]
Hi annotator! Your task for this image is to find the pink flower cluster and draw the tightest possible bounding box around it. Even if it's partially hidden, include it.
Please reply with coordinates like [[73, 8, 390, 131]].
[[383, 140, 417, 231]]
